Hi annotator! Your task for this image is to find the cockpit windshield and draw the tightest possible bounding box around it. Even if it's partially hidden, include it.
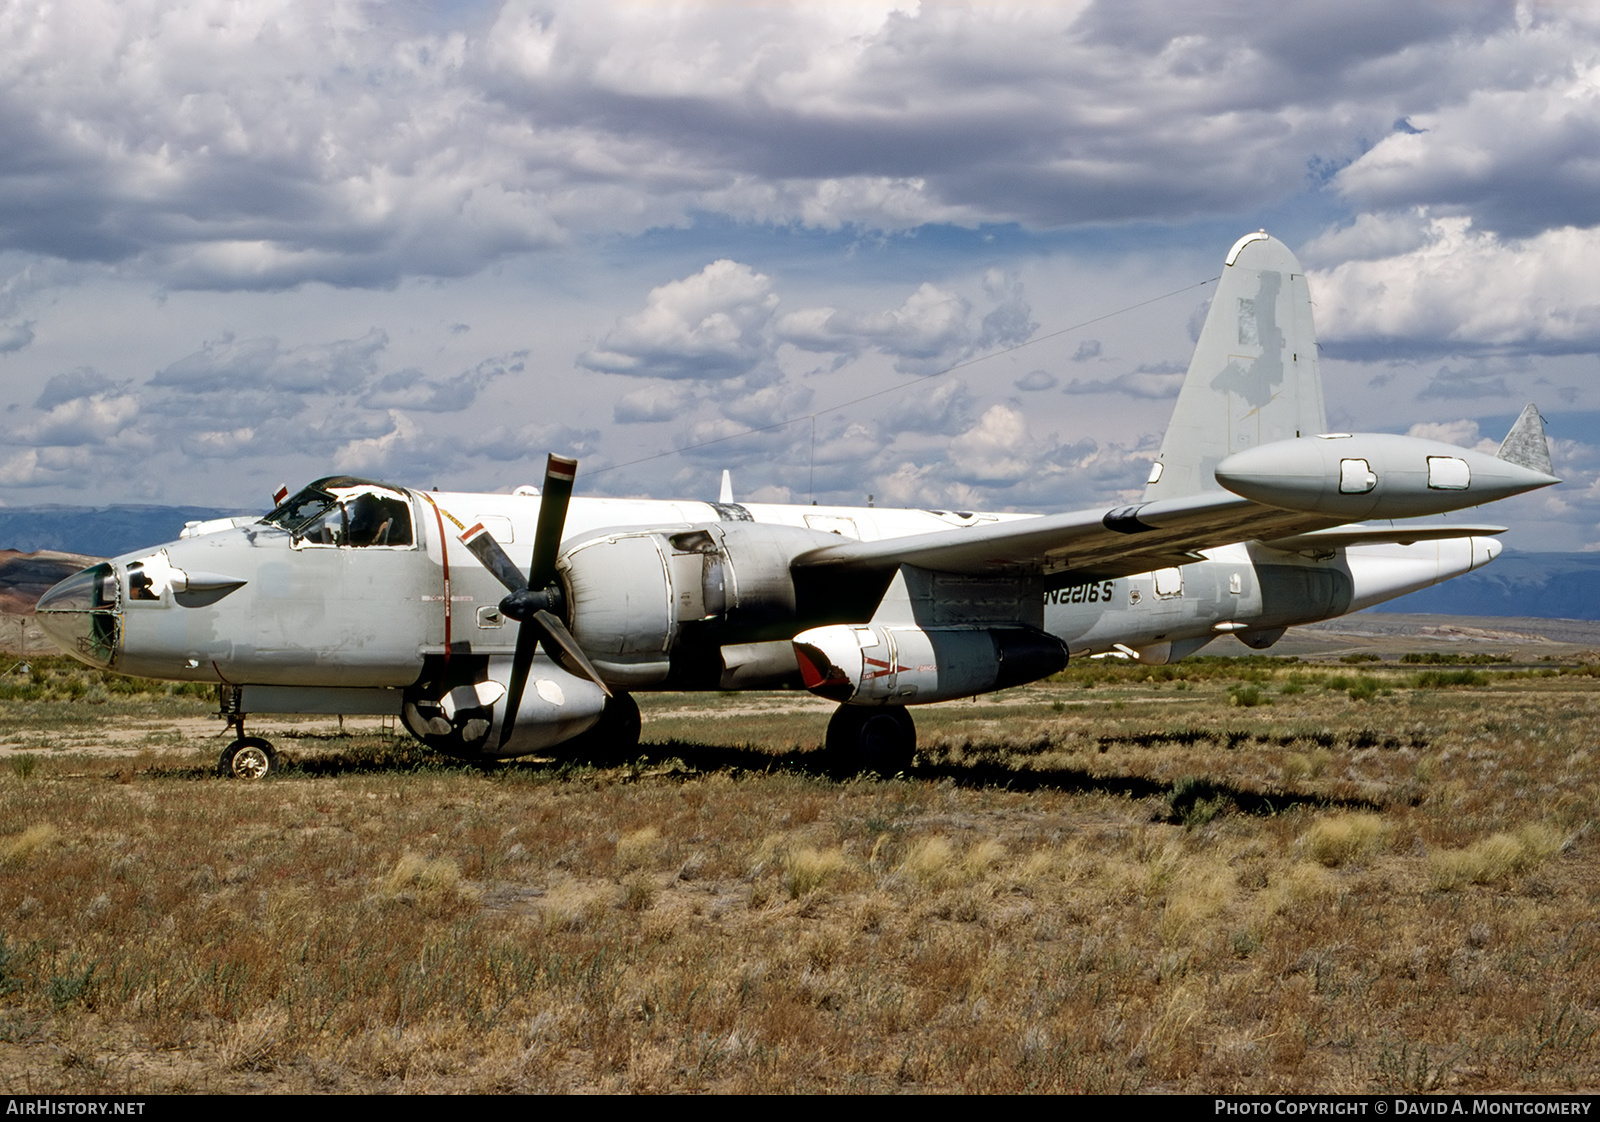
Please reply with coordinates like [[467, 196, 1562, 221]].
[[260, 477, 415, 548], [262, 485, 338, 535]]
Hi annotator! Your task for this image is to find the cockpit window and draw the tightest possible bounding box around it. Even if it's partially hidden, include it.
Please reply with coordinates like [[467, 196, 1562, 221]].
[[262, 480, 414, 548], [345, 492, 412, 546], [262, 485, 339, 535]]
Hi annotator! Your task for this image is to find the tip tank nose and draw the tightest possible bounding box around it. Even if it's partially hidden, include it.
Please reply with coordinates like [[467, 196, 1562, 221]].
[[1471, 536, 1502, 571]]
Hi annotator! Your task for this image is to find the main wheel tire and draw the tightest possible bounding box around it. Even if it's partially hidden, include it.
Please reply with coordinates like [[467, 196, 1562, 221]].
[[557, 692, 642, 762], [825, 705, 915, 776], [218, 737, 277, 779]]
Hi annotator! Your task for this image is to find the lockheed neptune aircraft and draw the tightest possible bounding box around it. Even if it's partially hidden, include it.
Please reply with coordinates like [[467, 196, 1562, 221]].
[[34, 233, 1559, 778]]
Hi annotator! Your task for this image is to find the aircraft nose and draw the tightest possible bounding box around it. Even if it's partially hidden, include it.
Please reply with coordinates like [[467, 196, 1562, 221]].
[[35, 561, 121, 668]]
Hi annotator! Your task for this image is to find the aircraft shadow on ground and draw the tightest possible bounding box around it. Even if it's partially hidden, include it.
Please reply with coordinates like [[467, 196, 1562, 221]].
[[166, 731, 1389, 820]]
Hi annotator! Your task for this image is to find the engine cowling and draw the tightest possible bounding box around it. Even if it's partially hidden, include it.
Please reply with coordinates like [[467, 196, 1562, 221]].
[[792, 623, 1068, 705], [559, 521, 840, 687]]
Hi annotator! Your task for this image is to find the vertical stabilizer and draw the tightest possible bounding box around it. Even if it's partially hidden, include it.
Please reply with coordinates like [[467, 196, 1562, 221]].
[[1143, 232, 1327, 501], [1496, 403, 1555, 477]]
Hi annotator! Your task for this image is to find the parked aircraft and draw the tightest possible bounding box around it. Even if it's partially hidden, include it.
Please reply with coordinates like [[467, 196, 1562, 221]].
[[34, 232, 1559, 778]]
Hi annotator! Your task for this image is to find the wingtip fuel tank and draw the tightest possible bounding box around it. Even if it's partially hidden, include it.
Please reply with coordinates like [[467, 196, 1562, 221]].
[[1214, 432, 1559, 520]]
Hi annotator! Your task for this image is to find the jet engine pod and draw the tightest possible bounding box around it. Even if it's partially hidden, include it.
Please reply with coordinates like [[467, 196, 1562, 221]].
[[1215, 433, 1559, 520], [793, 623, 1068, 705]]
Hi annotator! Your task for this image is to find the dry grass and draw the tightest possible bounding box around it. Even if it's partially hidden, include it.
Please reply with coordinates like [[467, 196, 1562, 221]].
[[380, 852, 481, 917], [1, 823, 59, 866], [1428, 824, 1567, 890], [0, 658, 1598, 1092], [1302, 812, 1387, 867]]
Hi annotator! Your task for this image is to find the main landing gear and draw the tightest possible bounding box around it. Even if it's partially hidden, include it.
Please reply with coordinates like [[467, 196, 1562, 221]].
[[556, 692, 642, 761], [825, 705, 916, 776]]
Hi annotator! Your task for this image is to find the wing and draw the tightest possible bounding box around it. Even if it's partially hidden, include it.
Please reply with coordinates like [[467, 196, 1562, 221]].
[[791, 492, 1348, 584], [794, 496, 1507, 585]]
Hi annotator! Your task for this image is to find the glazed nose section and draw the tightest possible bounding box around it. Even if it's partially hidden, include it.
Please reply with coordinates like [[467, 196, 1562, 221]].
[[35, 562, 121, 668]]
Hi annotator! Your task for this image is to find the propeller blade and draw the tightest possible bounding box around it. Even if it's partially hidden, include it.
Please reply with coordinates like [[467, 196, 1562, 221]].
[[527, 454, 577, 589], [499, 610, 543, 749], [497, 452, 589, 750], [530, 609, 611, 698], [459, 523, 528, 595]]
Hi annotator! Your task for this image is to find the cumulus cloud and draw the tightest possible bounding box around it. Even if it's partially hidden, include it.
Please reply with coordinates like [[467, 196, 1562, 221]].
[[889, 378, 976, 436], [578, 261, 779, 380], [613, 383, 700, 424], [717, 379, 815, 430], [1065, 362, 1186, 399], [154, 330, 390, 393], [360, 353, 524, 412], [470, 422, 603, 464], [14, 392, 139, 447], [1014, 369, 1058, 392], [778, 270, 1034, 375], [1, 1, 1581, 292], [948, 404, 1043, 486], [1300, 211, 1436, 266], [334, 411, 424, 474], [0, 447, 90, 488], [1335, 35, 1600, 237], [1405, 418, 1498, 454], [0, 321, 32, 353], [34, 368, 125, 410], [1310, 217, 1600, 357]]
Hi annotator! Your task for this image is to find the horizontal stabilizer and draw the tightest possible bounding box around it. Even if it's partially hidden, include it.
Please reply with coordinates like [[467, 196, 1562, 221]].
[[1497, 403, 1555, 477], [1259, 522, 1506, 553]]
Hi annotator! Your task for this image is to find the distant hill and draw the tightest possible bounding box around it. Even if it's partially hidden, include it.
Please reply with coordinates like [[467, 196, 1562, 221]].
[[0, 504, 256, 559], [1367, 549, 1600, 621], [0, 549, 101, 618]]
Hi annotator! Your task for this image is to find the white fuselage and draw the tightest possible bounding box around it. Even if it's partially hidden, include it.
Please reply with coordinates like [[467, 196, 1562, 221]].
[[51, 487, 1500, 691]]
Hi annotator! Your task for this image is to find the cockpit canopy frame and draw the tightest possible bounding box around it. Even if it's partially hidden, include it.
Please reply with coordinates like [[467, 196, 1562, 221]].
[[262, 476, 416, 550]]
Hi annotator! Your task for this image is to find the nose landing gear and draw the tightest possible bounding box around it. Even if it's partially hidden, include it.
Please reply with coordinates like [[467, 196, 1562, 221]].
[[219, 736, 278, 779], [216, 685, 278, 779]]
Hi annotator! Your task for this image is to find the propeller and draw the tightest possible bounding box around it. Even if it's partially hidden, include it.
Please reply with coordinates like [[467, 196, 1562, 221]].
[[458, 454, 610, 749]]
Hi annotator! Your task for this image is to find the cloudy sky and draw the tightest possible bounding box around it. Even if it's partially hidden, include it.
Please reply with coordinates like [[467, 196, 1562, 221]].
[[2, 0, 1598, 549]]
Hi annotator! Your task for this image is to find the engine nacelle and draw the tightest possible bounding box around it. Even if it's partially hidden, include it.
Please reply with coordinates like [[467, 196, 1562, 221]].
[[560, 521, 838, 687], [402, 655, 606, 759], [792, 623, 1068, 705]]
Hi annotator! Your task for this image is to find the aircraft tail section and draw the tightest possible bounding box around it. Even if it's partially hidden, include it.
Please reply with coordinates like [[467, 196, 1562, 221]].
[[1142, 232, 1327, 502]]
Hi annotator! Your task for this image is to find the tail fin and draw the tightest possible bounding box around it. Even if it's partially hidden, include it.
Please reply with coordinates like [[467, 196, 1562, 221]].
[[1143, 232, 1327, 501], [1496, 403, 1555, 477]]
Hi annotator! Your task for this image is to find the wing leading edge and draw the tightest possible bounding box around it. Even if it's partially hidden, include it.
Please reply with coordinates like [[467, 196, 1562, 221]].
[[791, 492, 1347, 584]]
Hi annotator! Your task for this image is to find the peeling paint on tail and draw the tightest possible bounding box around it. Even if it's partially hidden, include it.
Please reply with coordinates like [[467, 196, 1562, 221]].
[[1143, 232, 1327, 502]]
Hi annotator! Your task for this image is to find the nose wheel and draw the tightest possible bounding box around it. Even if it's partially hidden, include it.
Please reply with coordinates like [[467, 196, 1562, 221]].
[[219, 736, 278, 779], [216, 689, 277, 779]]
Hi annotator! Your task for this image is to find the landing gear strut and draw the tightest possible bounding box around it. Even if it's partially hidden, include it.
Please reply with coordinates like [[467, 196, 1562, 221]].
[[825, 705, 916, 776], [216, 684, 278, 779]]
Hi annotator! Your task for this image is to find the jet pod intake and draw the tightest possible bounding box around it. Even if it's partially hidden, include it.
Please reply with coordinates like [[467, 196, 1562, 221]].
[[1214, 433, 1559, 520], [793, 624, 1068, 705]]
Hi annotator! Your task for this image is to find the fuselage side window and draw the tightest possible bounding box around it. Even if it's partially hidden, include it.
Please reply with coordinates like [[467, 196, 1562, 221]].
[[345, 492, 413, 547]]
